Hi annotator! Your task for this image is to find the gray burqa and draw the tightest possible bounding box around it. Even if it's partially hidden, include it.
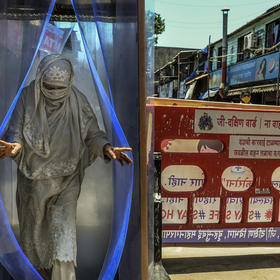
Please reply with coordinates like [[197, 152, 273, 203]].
[[4, 54, 110, 271]]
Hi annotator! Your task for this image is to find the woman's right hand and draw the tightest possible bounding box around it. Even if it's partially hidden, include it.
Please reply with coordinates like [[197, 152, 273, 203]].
[[0, 140, 22, 159]]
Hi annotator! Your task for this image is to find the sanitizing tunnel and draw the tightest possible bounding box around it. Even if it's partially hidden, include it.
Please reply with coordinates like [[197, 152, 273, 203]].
[[0, 0, 154, 279]]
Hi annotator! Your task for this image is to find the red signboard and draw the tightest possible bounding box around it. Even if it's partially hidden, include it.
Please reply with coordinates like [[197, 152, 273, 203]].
[[148, 98, 280, 243]]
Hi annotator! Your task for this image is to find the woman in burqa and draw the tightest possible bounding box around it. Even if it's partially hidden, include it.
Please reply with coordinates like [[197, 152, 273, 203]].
[[0, 54, 132, 280]]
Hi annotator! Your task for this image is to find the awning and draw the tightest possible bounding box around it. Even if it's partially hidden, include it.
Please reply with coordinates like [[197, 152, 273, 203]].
[[227, 83, 278, 96], [227, 88, 245, 96], [199, 88, 219, 99], [185, 73, 208, 85], [251, 84, 276, 93]]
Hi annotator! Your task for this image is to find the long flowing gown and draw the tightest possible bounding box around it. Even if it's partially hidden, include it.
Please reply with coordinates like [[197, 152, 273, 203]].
[[4, 78, 109, 269]]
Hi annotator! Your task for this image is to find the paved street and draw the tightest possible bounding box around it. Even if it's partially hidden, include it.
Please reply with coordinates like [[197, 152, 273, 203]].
[[162, 246, 280, 280]]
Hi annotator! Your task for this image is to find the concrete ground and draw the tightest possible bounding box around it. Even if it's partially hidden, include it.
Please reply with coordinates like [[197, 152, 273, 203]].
[[162, 246, 280, 280]]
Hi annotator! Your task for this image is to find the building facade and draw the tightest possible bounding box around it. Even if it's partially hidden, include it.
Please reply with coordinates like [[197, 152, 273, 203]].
[[155, 4, 280, 105], [208, 4, 280, 104]]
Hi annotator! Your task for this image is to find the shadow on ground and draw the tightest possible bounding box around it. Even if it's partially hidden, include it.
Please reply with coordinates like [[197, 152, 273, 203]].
[[163, 254, 280, 274]]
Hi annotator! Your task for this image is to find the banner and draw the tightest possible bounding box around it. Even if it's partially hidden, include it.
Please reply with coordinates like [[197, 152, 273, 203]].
[[209, 52, 279, 88]]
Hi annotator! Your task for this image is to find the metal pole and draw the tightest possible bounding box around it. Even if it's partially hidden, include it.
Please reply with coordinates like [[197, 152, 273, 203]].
[[219, 8, 230, 99], [207, 35, 211, 101], [177, 54, 180, 98], [277, 48, 280, 105], [138, 0, 148, 278], [153, 152, 170, 279]]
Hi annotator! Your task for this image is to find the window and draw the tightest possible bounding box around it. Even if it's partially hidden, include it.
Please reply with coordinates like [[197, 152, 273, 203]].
[[256, 31, 264, 56], [256, 29, 264, 49], [266, 19, 280, 49], [237, 37, 244, 62], [237, 36, 250, 62]]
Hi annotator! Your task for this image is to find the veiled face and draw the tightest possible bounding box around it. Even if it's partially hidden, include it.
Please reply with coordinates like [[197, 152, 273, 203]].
[[42, 59, 72, 89], [38, 56, 74, 101]]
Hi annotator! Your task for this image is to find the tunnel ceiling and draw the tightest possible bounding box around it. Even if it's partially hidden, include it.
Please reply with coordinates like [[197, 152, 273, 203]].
[[0, 0, 137, 21]]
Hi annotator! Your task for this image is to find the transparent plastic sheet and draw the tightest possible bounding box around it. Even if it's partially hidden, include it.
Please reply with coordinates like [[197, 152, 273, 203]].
[[71, 1, 135, 279], [0, 1, 55, 279], [47, 21, 114, 279], [6, 18, 114, 279], [70, 1, 113, 105], [109, 3, 140, 279], [57, 23, 114, 280], [145, 0, 155, 278]]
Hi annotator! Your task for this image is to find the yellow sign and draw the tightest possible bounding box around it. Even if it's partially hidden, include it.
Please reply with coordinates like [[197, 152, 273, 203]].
[[241, 96, 251, 104]]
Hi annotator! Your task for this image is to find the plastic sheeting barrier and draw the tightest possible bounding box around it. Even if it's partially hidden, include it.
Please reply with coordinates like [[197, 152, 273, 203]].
[[0, 1, 134, 279]]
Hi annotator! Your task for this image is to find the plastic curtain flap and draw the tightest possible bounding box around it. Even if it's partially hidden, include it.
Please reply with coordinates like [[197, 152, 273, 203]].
[[88, 0, 115, 107], [0, 1, 56, 279], [70, 0, 114, 107], [71, 1, 134, 280]]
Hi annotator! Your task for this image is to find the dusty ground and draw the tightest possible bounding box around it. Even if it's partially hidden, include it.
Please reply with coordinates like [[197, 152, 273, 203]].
[[162, 246, 280, 280]]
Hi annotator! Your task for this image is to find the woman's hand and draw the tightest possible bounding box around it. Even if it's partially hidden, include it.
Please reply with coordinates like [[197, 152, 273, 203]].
[[103, 144, 132, 166], [0, 140, 22, 159]]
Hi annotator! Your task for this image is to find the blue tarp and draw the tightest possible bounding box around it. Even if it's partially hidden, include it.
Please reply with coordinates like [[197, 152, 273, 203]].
[[184, 60, 207, 84], [199, 87, 219, 99]]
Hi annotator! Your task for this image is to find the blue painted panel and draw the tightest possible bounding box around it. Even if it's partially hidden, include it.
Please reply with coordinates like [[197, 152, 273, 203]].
[[209, 52, 279, 88]]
